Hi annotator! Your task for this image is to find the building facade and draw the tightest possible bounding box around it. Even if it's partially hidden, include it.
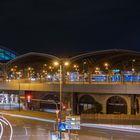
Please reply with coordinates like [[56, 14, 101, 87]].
[[0, 46, 140, 115]]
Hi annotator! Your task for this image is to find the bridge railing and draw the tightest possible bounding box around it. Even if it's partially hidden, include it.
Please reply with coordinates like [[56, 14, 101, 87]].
[[3, 78, 140, 85]]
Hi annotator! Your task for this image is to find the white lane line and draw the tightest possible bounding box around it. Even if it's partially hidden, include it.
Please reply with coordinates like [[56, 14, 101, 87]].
[[81, 123, 140, 133], [0, 118, 10, 140], [23, 127, 28, 136], [0, 122, 4, 139], [0, 112, 55, 123], [2, 117, 13, 140], [0, 118, 8, 126]]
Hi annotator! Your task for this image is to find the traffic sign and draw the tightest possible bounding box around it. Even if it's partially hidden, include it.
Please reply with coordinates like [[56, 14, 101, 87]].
[[65, 116, 80, 130], [58, 122, 66, 131]]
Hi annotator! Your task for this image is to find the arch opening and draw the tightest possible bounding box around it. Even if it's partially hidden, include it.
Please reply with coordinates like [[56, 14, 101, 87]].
[[107, 96, 127, 114], [79, 95, 102, 114]]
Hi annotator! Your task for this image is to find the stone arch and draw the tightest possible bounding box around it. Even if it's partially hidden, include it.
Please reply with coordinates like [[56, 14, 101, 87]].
[[79, 95, 102, 114], [107, 96, 127, 114]]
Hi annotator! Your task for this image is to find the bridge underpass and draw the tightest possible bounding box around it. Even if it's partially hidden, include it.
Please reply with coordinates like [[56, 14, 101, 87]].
[[0, 81, 140, 115]]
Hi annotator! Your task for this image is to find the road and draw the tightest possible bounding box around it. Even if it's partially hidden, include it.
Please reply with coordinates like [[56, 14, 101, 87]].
[[1, 115, 140, 140], [1, 115, 53, 140], [79, 126, 140, 140]]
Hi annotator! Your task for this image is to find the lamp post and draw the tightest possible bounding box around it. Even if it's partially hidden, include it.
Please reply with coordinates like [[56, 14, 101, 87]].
[[104, 62, 111, 82], [54, 60, 69, 140], [18, 80, 21, 112]]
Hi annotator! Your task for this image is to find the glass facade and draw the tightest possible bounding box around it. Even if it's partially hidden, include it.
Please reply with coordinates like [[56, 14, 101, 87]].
[[0, 48, 16, 61]]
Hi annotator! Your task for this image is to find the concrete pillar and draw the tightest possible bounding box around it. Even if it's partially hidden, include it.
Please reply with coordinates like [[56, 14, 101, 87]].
[[102, 102, 106, 114], [127, 96, 131, 115], [138, 96, 140, 114], [131, 95, 136, 115], [72, 92, 78, 115]]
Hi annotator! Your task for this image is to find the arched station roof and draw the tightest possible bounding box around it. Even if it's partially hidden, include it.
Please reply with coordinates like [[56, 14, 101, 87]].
[[6, 52, 60, 69], [4, 48, 140, 72], [0, 45, 17, 62], [70, 49, 140, 71]]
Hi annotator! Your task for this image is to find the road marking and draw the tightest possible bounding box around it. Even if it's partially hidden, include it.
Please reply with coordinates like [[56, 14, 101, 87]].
[[2, 117, 14, 140], [81, 123, 140, 133], [125, 135, 137, 137], [0, 122, 4, 139], [24, 126, 30, 129], [23, 127, 28, 136], [0, 118, 8, 125]]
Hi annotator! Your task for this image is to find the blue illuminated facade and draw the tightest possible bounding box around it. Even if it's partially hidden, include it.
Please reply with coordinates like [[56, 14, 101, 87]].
[[0, 46, 17, 62]]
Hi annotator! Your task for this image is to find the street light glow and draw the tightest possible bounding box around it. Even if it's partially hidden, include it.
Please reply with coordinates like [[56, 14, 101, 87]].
[[54, 61, 59, 66], [64, 61, 69, 66], [74, 64, 78, 68], [95, 67, 100, 71], [104, 62, 109, 67]]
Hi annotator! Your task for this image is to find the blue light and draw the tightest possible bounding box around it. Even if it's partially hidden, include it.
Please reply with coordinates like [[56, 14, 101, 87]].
[[0, 48, 16, 61]]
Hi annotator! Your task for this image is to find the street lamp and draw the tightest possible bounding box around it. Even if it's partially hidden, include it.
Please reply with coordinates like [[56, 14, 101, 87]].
[[54, 60, 70, 108], [104, 62, 109, 69], [104, 62, 111, 82], [53, 60, 69, 140]]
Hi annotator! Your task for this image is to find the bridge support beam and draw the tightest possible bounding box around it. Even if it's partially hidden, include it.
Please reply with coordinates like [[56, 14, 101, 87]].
[[131, 95, 137, 115], [72, 92, 78, 115]]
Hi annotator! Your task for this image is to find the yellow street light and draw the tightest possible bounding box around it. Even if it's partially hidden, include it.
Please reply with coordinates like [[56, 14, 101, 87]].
[[54, 61, 59, 66], [132, 59, 135, 62], [64, 61, 69, 66], [132, 68, 135, 72], [73, 64, 78, 68], [104, 62, 109, 67], [95, 67, 100, 71], [43, 64, 47, 67], [28, 67, 32, 71], [10, 68, 14, 72], [53, 60, 70, 138], [83, 61, 87, 65]]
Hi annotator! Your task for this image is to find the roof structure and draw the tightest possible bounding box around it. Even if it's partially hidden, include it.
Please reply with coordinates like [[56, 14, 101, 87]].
[[70, 49, 140, 70], [0, 45, 17, 62]]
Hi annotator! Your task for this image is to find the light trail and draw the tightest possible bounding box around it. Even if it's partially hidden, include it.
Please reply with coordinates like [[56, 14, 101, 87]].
[[23, 127, 28, 136], [0, 119, 8, 139], [2, 116, 13, 140], [0, 118, 8, 125], [0, 121, 4, 139], [81, 123, 140, 133], [0, 117, 9, 140], [0, 112, 55, 123]]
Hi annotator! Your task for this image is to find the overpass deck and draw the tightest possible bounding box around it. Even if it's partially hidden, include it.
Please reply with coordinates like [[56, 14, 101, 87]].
[[0, 80, 140, 94]]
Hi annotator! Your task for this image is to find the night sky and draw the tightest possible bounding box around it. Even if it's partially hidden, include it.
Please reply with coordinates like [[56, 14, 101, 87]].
[[0, 1, 140, 56]]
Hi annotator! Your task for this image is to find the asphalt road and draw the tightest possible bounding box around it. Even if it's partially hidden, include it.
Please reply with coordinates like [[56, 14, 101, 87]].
[[1, 116, 53, 140], [79, 127, 140, 140], [1, 115, 140, 140]]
